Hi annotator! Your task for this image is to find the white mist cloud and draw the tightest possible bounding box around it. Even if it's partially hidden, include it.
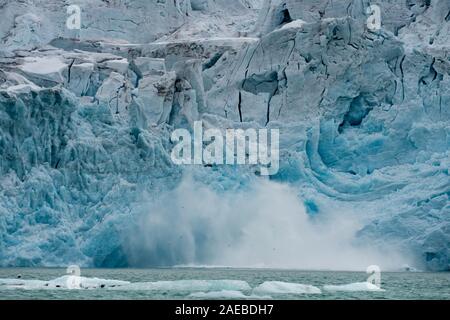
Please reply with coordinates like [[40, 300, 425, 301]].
[[125, 175, 412, 271]]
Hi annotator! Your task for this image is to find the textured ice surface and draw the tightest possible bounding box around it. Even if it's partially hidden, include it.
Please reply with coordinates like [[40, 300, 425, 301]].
[[0, 277, 251, 292], [0, 276, 130, 290], [0, 0, 449, 270], [253, 281, 322, 295]]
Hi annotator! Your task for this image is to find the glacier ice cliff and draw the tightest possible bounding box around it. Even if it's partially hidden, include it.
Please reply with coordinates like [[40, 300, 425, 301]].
[[0, 0, 448, 270]]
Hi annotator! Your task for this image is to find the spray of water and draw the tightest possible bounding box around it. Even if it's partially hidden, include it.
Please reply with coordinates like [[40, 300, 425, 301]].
[[125, 175, 412, 271]]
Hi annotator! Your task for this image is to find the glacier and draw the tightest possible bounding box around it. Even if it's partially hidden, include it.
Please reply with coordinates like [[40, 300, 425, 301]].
[[0, 0, 448, 271]]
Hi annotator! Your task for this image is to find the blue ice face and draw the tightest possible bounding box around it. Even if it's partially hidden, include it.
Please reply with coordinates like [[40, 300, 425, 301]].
[[0, 0, 448, 271]]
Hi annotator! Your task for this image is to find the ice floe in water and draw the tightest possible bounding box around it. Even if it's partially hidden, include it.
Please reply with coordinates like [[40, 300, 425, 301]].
[[116, 280, 252, 292], [189, 290, 271, 299], [0, 277, 251, 293], [252, 281, 322, 295], [0, 276, 130, 290], [323, 282, 385, 292], [0, 277, 386, 294]]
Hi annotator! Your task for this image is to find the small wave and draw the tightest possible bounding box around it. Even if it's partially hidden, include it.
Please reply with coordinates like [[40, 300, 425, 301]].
[[252, 281, 321, 295], [323, 282, 385, 292]]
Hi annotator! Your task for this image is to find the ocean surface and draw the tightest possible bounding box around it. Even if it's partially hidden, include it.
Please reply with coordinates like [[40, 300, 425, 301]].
[[0, 268, 448, 300]]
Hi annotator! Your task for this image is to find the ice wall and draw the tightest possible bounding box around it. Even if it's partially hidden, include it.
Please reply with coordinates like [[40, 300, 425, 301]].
[[0, 0, 448, 270]]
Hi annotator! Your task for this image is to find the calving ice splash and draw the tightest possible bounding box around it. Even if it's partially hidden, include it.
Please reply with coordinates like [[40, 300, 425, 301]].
[[170, 121, 280, 175]]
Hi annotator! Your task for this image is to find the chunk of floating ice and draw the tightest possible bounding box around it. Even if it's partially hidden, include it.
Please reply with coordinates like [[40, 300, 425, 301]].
[[0, 277, 250, 292], [54, 276, 130, 289], [115, 280, 251, 292], [401, 265, 420, 272], [252, 281, 322, 295], [19, 56, 67, 83], [0, 278, 48, 289], [323, 282, 385, 292], [0, 276, 130, 290], [188, 290, 271, 299]]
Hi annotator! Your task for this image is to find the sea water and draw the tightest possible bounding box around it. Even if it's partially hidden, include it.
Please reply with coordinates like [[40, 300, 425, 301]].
[[0, 268, 448, 300]]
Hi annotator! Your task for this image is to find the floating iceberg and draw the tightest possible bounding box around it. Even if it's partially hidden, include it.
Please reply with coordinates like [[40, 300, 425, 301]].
[[0, 276, 251, 293], [116, 280, 252, 292], [0, 276, 130, 290]]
